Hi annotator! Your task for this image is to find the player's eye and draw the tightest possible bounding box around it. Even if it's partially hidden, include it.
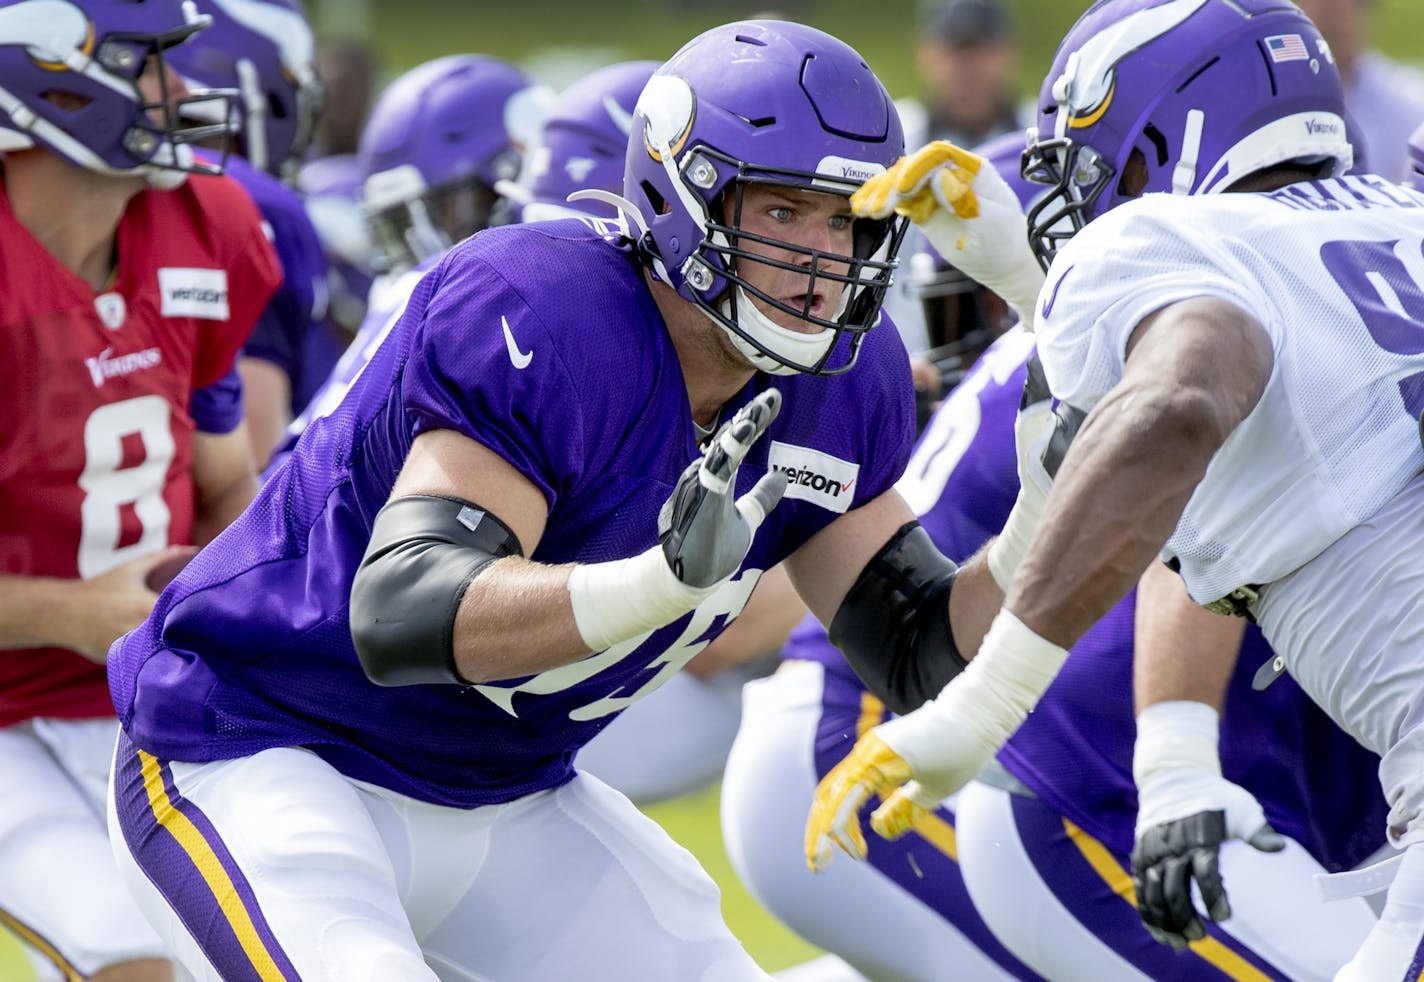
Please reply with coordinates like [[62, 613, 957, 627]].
[[767, 206, 793, 222], [828, 214, 851, 232]]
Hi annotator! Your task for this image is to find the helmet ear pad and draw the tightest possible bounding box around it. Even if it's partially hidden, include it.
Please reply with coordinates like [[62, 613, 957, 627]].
[[1118, 146, 1149, 199]]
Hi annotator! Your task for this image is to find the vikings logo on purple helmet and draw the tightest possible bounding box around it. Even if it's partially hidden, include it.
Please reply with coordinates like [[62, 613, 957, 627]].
[[503, 60, 659, 223], [1022, 0, 1352, 269]]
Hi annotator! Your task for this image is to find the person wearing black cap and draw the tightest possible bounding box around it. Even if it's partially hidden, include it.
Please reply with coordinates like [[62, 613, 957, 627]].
[[909, 0, 1029, 149]]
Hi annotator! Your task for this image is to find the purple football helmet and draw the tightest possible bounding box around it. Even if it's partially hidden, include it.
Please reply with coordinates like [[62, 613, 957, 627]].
[[622, 21, 907, 376], [166, 0, 321, 178], [1406, 121, 1424, 192], [299, 153, 374, 332], [1022, 0, 1352, 270], [510, 60, 659, 222], [359, 54, 553, 274], [0, 0, 235, 186]]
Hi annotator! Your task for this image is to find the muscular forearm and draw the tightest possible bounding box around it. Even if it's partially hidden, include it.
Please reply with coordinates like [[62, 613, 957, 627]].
[[1007, 385, 1230, 649], [948, 549, 1005, 659], [1133, 560, 1243, 714], [450, 558, 591, 683]]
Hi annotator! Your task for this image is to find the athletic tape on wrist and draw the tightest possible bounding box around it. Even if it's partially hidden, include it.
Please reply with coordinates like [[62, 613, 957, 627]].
[[568, 547, 715, 652]]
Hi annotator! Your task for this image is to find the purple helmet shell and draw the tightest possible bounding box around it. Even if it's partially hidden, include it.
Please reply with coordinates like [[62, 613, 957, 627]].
[[166, 0, 321, 177], [0, 0, 236, 185], [517, 60, 659, 221], [1023, 0, 1351, 269], [358, 54, 553, 272], [623, 20, 908, 376], [1406, 121, 1424, 192]]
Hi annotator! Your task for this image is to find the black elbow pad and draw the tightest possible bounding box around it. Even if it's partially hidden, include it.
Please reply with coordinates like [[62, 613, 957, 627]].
[[829, 521, 966, 716], [350, 495, 522, 687]]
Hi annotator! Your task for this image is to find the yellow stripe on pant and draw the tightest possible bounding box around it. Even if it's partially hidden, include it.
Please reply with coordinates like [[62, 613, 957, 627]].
[[137, 749, 290, 982], [1064, 818, 1273, 982]]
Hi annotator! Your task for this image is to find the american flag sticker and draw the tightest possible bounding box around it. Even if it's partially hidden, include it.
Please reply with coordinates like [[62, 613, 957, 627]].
[[1265, 34, 1309, 63]]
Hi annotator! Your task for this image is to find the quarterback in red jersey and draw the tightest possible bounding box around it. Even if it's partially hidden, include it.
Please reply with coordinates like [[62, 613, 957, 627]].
[[0, 2, 279, 980]]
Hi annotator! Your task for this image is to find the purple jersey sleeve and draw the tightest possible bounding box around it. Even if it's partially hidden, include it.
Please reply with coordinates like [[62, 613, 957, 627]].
[[401, 251, 588, 509], [187, 363, 244, 434]]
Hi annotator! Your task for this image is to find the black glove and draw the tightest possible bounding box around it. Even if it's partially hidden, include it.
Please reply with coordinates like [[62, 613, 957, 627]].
[[1131, 809, 1284, 949]]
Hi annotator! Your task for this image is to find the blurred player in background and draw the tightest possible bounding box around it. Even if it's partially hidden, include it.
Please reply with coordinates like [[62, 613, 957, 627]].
[[169, 0, 331, 466], [496, 59, 660, 223], [0, 2, 280, 979], [1296, 0, 1424, 180], [810, 1, 1424, 977], [900, 0, 1028, 151], [105, 20, 938, 979], [309, 36, 380, 160], [273, 53, 550, 468], [297, 152, 379, 391]]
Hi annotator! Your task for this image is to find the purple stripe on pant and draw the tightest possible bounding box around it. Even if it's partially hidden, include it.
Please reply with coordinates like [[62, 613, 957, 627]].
[[1009, 792, 1291, 981], [112, 731, 301, 981], [813, 668, 1042, 981]]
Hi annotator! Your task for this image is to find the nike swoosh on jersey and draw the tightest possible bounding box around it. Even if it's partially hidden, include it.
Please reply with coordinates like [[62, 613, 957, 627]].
[[502, 316, 533, 369], [602, 95, 635, 137]]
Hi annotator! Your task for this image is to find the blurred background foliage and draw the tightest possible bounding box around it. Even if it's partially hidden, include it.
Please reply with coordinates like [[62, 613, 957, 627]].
[[313, 0, 1424, 103]]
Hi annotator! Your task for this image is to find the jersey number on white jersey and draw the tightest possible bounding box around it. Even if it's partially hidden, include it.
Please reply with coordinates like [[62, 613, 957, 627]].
[[1321, 236, 1424, 419]]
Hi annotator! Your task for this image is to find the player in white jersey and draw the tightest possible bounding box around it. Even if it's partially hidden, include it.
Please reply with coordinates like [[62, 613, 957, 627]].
[[805, 2, 1424, 978]]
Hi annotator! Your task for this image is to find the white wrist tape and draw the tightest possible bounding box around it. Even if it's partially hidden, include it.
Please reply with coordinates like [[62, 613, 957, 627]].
[[986, 487, 1045, 593], [1133, 700, 1221, 785], [568, 546, 715, 652], [883, 609, 1067, 770]]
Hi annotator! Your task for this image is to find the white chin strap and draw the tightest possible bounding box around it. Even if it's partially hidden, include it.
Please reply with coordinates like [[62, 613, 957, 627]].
[[716, 286, 843, 376]]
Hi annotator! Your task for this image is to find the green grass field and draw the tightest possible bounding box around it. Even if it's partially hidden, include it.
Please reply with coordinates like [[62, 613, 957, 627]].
[[643, 783, 823, 973]]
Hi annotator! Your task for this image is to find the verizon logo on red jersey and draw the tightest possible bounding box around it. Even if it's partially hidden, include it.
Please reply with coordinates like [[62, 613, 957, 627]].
[[158, 267, 230, 319], [85, 346, 162, 388]]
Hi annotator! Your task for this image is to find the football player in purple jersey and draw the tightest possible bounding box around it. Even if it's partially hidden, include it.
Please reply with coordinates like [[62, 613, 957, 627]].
[[270, 54, 551, 476], [169, 0, 331, 466], [96, 21, 1036, 979], [496, 60, 660, 224], [811, 1, 1424, 977]]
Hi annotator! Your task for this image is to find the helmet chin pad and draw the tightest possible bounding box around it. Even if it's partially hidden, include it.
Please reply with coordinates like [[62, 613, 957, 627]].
[[715, 285, 846, 376]]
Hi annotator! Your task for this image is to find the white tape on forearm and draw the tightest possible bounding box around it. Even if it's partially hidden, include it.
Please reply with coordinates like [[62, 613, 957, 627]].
[[884, 610, 1068, 769], [986, 487, 1045, 592], [1133, 700, 1221, 784], [567, 547, 715, 652]]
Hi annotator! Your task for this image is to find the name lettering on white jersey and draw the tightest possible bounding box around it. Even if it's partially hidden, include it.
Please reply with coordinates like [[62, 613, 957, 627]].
[[768, 441, 859, 513], [158, 267, 230, 320], [84, 346, 162, 388], [94, 292, 126, 330]]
